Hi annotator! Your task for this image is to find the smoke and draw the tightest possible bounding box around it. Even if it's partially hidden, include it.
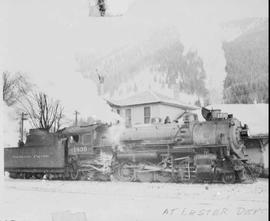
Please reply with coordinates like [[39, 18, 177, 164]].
[[2, 103, 20, 147], [28, 68, 120, 124], [107, 121, 126, 146], [4, 0, 120, 125]]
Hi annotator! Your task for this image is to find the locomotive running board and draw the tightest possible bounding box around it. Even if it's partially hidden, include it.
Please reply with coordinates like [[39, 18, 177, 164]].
[[172, 144, 228, 151]]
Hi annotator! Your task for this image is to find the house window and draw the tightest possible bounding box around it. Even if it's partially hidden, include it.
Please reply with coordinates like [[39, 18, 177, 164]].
[[116, 109, 120, 115], [125, 109, 132, 127], [144, 106, 151, 124]]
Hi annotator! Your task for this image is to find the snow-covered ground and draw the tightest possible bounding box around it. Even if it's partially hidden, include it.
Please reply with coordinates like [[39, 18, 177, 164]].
[[0, 178, 268, 221]]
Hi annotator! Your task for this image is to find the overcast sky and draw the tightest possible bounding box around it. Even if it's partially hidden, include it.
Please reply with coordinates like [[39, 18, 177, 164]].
[[2, 0, 268, 72]]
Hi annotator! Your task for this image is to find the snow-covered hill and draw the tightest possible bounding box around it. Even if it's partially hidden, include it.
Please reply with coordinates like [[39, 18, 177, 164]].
[[79, 17, 268, 106]]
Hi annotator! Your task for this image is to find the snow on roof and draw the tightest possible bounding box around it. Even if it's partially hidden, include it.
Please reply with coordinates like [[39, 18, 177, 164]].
[[194, 104, 268, 136], [107, 91, 198, 110]]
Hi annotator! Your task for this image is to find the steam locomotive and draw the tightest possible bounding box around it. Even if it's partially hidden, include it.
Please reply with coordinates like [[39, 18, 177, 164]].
[[4, 108, 259, 183]]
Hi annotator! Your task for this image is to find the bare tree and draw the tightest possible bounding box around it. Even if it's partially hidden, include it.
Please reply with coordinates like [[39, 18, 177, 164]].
[[52, 105, 64, 132], [2, 71, 64, 132], [2, 71, 31, 106], [19, 92, 64, 132]]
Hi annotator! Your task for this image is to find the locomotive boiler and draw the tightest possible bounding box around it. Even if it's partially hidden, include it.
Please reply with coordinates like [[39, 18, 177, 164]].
[[112, 108, 254, 183]]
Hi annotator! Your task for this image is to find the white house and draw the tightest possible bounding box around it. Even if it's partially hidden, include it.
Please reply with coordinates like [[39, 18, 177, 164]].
[[107, 91, 198, 127]]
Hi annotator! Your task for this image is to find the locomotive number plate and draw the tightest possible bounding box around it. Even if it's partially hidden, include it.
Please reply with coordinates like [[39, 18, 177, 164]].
[[72, 146, 88, 153]]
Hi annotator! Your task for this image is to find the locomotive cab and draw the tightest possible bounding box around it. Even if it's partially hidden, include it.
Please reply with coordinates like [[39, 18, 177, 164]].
[[61, 124, 114, 180]]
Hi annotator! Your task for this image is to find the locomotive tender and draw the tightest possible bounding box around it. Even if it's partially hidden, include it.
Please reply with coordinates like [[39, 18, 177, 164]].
[[4, 108, 258, 183], [4, 124, 113, 181]]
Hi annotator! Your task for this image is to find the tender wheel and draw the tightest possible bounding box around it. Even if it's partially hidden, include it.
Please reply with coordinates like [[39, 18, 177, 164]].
[[25, 173, 32, 179], [70, 170, 79, 180], [112, 162, 134, 182], [9, 172, 18, 179], [222, 173, 236, 184], [35, 173, 43, 179]]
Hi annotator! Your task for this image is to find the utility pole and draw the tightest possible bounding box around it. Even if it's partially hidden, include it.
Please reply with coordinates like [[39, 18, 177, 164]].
[[74, 110, 80, 126], [20, 112, 27, 142]]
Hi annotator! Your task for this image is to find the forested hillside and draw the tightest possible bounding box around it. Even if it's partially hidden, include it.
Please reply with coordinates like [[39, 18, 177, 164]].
[[223, 18, 268, 103], [77, 28, 208, 103], [77, 18, 268, 105], [151, 41, 208, 98]]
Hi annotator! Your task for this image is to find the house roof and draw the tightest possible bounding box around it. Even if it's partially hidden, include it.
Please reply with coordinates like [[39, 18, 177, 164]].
[[107, 91, 198, 110]]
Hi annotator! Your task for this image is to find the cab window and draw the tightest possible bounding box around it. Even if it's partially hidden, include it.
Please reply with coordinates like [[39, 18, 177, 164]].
[[82, 133, 93, 145], [69, 135, 79, 143]]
